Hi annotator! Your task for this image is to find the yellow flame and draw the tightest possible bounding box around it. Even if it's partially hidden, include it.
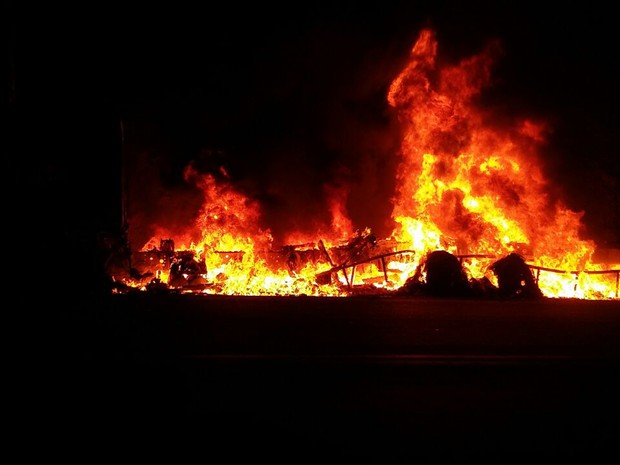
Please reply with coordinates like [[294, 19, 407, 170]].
[[111, 28, 618, 300]]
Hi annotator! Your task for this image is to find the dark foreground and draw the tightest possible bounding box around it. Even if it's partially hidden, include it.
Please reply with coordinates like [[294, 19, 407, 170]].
[[33, 293, 620, 460]]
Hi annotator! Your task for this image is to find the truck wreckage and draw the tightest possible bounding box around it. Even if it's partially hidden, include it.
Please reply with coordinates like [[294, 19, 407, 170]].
[[99, 227, 579, 299]]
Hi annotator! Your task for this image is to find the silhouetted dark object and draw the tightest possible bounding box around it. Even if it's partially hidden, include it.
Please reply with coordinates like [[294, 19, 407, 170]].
[[422, 250, 472, 297], [490, 253, 543, 299], [160, 238, 175, 253], [97, 228, 136, 293], [398, 250, 473, 297], [169, 251, 208, 288], [469, 276, 500, 298]]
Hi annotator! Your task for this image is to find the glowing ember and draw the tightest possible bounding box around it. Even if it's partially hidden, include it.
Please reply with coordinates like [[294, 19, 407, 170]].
[[108, 28, 619, 300]]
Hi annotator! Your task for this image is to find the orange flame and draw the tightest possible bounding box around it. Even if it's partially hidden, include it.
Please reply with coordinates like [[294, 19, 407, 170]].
[[113, 28, 618, 299], [387, 29, 618, 299]]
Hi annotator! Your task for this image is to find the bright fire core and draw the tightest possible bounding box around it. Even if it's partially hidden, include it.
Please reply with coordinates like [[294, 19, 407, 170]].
[[110, 29, 619, 300]]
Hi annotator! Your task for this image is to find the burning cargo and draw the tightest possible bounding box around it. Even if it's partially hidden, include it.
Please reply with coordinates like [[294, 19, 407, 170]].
[[102, 28, 618, 300]]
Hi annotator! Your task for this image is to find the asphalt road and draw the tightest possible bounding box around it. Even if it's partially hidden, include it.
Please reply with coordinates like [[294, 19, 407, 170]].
[[29, 294, 620, 460]]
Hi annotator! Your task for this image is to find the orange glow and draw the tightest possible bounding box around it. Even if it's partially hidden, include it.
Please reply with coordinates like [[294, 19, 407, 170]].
[[110, 28, 618, 300]]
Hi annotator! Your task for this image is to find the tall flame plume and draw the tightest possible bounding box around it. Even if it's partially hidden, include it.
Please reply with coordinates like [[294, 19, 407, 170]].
[[110, 29, 618, 299]]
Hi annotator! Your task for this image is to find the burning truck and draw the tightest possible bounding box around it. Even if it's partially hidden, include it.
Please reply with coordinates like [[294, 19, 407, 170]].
[[101, 28, 619, 300]]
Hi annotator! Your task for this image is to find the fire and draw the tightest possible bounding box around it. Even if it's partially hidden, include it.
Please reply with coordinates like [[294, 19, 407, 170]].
[[107, 28, 619, 300], [386, 29, 617, 299]]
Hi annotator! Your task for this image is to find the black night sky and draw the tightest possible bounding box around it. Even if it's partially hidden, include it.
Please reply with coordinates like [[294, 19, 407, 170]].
[[9, 1, 620, 290], [11, 4, 620, 458]]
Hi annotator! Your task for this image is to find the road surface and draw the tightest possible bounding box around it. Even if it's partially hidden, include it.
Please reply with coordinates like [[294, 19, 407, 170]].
[[30, 293, 620, 460]]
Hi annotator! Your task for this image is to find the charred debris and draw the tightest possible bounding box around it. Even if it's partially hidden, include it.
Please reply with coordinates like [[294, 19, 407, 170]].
[[97, 227, 544, 299]]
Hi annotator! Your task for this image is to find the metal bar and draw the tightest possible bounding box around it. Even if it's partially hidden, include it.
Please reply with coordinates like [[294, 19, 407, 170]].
[[527, 265, 620, 275]]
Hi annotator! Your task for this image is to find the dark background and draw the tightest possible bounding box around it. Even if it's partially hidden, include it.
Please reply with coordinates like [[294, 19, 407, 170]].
[[8, 1, 620, 290], [9, 3, 620, 458]]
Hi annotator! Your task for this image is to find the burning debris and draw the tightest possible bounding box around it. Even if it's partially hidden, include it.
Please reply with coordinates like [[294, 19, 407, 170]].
[[101, 231, 617, 299], [397, 250, 543, 299], [490, 253, 543, 299], [401, 250, 474, 298], [315, 236, 416, 289], [105, 28, 619, 300], [103, 230, 414, 296]]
